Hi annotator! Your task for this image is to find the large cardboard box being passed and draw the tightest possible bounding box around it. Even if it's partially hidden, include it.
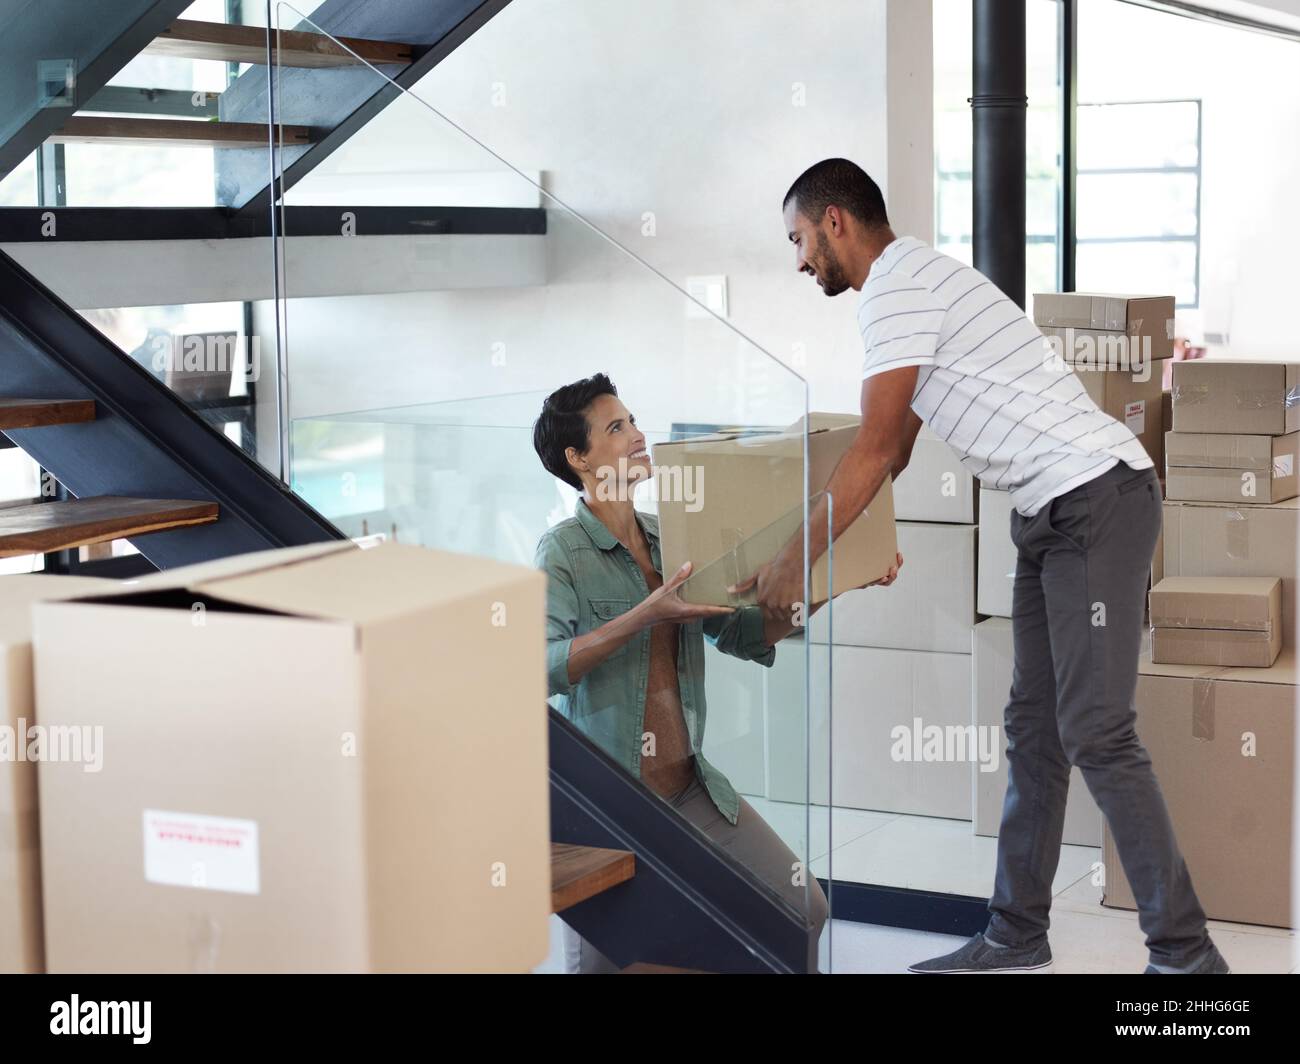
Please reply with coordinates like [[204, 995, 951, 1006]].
[[655, 413, 897, 606], [1101, 653, 1296, 928], [33, 541, 550, 973], [1, 575, 115, 974]]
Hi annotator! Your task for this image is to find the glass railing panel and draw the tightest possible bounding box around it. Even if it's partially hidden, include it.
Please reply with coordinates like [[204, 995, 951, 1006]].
[[273, 5, 833, 968]]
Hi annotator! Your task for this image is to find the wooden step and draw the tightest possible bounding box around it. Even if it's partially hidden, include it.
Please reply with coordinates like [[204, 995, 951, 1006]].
[[146, 18, 415, 68], [50, 117, 312, 150], [551, 843, 635, 913], [0, 497, 218, 558], [0, 399, 95, 431]]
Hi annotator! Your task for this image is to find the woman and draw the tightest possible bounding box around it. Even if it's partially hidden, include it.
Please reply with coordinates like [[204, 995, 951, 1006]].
[[532, 373, 899, 973]]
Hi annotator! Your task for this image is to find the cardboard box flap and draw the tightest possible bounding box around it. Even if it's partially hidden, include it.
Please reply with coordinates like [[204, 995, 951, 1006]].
[[82, 541, 359, 600], [1149, 575, 1280, 632], [32, 542, 541, 626], [179, 541, 542, 625], [784, 412, 860, 435], [654, 413, 857, 457]]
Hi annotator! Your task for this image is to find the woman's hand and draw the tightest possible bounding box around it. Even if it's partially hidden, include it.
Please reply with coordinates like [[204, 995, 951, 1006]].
[[639, 562, 737, 627]]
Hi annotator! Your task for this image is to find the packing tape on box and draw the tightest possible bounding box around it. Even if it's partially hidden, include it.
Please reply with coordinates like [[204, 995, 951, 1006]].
[[1171, 383, 1210, 407], [720, 527, 749, 591], [1151, 616, 1274, 632], [1235, 387, 1300, 412], [1224, 509, 1250, 559], [1189, 667, 1232, 740], [1192, 675, 1216, 741], [189, 913, 222, 974]]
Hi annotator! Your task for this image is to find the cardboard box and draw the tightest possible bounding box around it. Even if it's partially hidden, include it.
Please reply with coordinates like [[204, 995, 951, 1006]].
[[1039, 326, 1173, 371], [892, 426, 978, 523], [1162, 498, 1298, 655], [1076, 366, 1164, 469], [800, 645, 973, 819], [1171, 360, 1300, 436], [1, 575, 115, 974], [971, 619, 1102, 846], [1034, 293, 1174, 358], [33, 541, 551, 973], [1101, 653, 1296, 928], [977, 487, 1016, 618], [655, 413, 897, 606], [1165, 431, 1298, 505], [1150, 576, 1282, 668], [809, 522, 976, 653]]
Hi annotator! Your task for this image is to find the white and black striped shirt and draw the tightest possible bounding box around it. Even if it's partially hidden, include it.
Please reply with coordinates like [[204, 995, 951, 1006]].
[[859, 236, 1152, 516]]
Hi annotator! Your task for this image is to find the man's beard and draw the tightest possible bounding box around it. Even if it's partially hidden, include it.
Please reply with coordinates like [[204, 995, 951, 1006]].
[[813, 230, 851, 296]]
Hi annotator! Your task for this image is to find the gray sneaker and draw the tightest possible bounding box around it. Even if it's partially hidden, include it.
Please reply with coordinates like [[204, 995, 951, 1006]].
[[908, 932, 1053, 974], [1143, 943, 1231, 974]]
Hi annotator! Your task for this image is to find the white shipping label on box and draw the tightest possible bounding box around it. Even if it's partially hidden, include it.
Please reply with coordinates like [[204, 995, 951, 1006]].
[[143, 810, 260, 895], [1276, 454, 1294, 478], [1125, 400, 1146, 436]]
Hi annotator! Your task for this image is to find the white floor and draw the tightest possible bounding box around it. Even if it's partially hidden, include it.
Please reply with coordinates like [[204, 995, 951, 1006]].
[[536, 797, 1299, 974]]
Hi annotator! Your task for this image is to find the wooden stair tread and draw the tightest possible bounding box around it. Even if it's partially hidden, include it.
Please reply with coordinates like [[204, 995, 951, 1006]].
[[0, 398, 95, 430], [0, 496, 218, 558], [621, 963, 711, 974], [50, 117, 312, 150], [146, 18, 414, 68], [551, 842, 635, 913]]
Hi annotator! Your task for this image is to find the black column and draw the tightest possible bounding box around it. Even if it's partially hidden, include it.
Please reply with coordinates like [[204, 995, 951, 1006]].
[[971, 0, 1027, 308]]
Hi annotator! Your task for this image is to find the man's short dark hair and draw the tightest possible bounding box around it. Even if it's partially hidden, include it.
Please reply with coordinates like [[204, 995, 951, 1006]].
[[533, 373, 618, 490], [783, 158, 889, 230]]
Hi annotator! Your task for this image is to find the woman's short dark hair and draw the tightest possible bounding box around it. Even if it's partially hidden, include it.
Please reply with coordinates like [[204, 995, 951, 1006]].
[[533, 373, 618, 490]]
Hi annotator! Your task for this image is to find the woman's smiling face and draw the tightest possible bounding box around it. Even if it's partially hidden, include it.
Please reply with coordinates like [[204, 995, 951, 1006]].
[[567, 393, 652, 492]]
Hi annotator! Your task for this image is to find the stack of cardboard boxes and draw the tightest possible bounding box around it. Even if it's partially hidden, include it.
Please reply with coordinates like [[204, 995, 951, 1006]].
[[1102, 358, 1299, 928]]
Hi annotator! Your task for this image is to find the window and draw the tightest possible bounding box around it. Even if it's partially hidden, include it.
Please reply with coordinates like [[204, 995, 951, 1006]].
[[1076, 99, 1201, 307]]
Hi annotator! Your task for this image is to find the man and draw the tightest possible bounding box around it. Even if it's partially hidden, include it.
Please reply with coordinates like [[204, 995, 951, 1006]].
[[734, 157, 1226, 975]]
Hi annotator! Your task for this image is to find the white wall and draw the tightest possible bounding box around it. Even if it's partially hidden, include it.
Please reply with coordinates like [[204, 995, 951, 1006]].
[[278, 0, 933, 427]]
